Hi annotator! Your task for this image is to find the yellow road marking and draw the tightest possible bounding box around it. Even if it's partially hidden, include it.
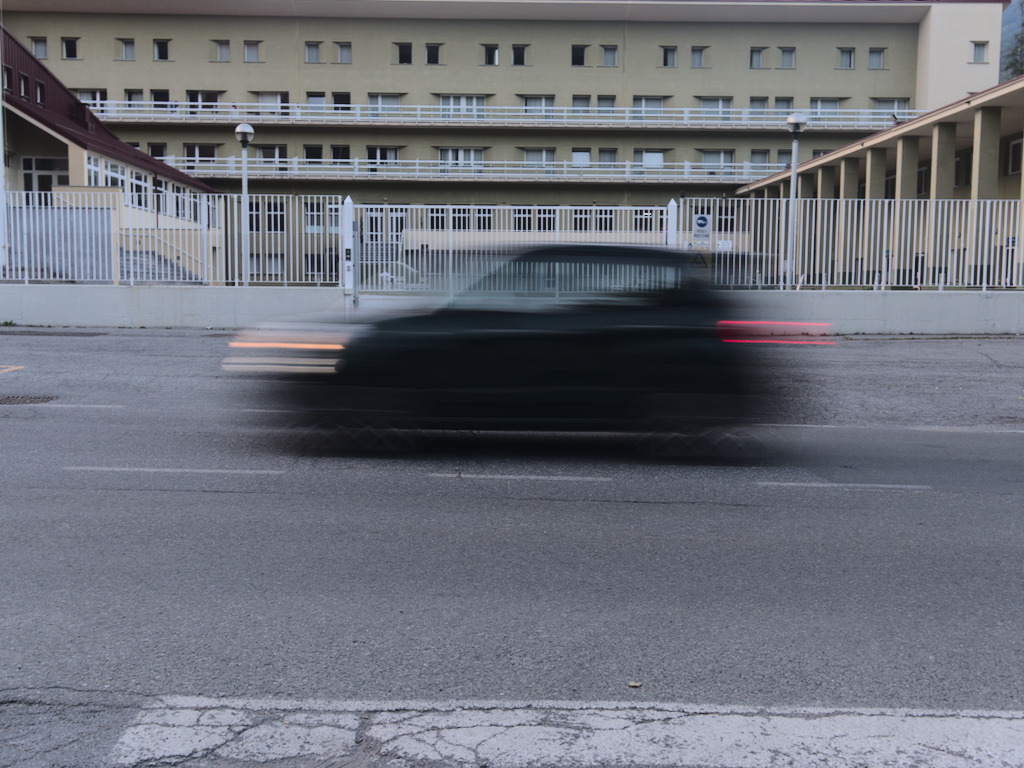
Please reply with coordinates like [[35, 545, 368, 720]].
[[0, 365, 25, 374]]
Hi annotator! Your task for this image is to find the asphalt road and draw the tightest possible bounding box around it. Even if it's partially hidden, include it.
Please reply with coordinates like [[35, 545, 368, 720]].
[[1, 327, 1023, 766]]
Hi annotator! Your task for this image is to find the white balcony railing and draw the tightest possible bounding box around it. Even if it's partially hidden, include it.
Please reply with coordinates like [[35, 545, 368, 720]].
[[160, 156, 788, 183], [87, 100, 923, 131]]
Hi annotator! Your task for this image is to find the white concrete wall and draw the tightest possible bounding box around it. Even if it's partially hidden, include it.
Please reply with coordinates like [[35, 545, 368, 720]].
[[1, 285, 1023, 334], [916, 2, 1003, 109]]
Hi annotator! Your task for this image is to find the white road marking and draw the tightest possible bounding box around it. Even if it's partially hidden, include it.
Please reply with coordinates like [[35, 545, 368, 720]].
[[64, 467, 285, 475], [40, 403, 126, 409], [429, 472, 614, 482], [759, 481, 931, 491], [110, 697, 1024, 767]]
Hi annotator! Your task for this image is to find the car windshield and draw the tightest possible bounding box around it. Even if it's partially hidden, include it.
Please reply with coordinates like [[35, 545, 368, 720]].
[[451, 257, 694, 311]]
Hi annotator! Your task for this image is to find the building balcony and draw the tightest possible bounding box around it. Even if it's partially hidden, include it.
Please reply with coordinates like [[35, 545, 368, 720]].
[[88, 100, 923, 131], [160, 156, 789, 184]]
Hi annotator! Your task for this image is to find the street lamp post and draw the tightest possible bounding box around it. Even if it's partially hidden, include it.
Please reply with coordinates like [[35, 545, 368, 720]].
[[785, 112, 808, 290], [234, 123, 254, 285]]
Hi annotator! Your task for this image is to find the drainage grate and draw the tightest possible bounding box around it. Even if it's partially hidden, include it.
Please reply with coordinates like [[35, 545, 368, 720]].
[[0, 395, 58, 405]]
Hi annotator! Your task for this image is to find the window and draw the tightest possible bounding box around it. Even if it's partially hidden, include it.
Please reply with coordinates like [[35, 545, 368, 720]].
[[972, 41, 988, 63], [634, 149, 665, 168], [153, 39, 170, 61], [1009, 138, 1022, 175], [256, 144, 288, 170], [395, 42, 412, 64], [183, 143, 217, 170], [661, 46, 677, 67], [368, 93, 401, 114], [700, 96, 732, 116], [243, 40, 261, 63], [426, 43, 441, 64], [18, 75, 29, 99], [439, 94, 486, 115], [331, 145, 350, 161], [305, 41, 322, 63], [151, 89, 170, 105], [873, 97, 910, 117], [691, 46, 707, 67], [306, 91, 326, 108], [523, 148, 555, 166], [602, 45, 618, 66], [523, 95, 554, 117], [3, 66, 12, 93], [512, 44, 527, 65], [778, 47, 795, 68], [597, 95, 615, 113], [632, 96, 664, 116], [438, 147, 483, 169], [367, 146, 399, 166], [35, 82, 46, 105], [483, 44, 499, 65], [119, 38, 135, 60], [30, 37, 47, 59], [778, 149, 792, 166], [751, 149, 770, 165], [810, 97, 841, 114], [125, 89, 143, 102], [265, 202, 286, 234], [213, 40, 230, 62], [775, 97, 793, 112], [571, 148, 591, 167], [187, 90, 220, 111], [701, 149, 734, 167], [838, 48, 854, 69], [749, 47, 767, 68], [571, 45, 587, 66], [255, 91, 287, 112], [76, 88, 107, 104], [335, 42, 352, 63], [61, 38, 79, 59], [333, 92, 351, 110], [749, 97, 769, 116], [868, 48, 886, 69], [598, 148, 618, 165], [148, 143, 166, 158]]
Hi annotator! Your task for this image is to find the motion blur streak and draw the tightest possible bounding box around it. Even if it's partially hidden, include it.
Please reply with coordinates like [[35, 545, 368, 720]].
[[716, 320, 835, 345], [228, 341, 345, 350]]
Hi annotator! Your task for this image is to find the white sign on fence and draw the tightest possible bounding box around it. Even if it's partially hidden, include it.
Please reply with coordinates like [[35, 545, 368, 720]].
[[692, 214, 711, 242]]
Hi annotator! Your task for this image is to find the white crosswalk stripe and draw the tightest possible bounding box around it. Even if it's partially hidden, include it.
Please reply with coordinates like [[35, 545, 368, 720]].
[[110, 696, 1024, 767]]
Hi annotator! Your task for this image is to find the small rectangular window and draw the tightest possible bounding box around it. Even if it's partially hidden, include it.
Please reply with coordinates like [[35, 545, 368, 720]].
[[305, 41, 321, 63], [34, 82, 46, 104], [838, 47, 854, 69], [395, 42, 412, 64], [751, 149, 770, 165], [868, 48, 885, 69], [336, 42, 352, 64], [778, 47, 795, 69], [30, 37, 47, 59], [602, 45, 617, 66], [125, 89, 143, 102], [661, 46, 677, 67], [972, 41, 988, 63], [571, 45, 587, 66], [750, 47, 767, 68], [18, 75, 29, 99], [331, 145, 351, 161], [775, 97, 793, 112], [153, 39, 170, 61], [332, 91, 351, 110], [512, 44, 527, 66], [691, 46, 707, 68], [119, 38, 135, 60], [1008, 138, 1022, 175], [148, 143, 166, 158], [304, 144, 323, 160], [426, 43, 441, 65], [483, 44, 499, 65], [61, 37, 79, 59], [244, 40, 261, 63], [213, 40, 230, 62]]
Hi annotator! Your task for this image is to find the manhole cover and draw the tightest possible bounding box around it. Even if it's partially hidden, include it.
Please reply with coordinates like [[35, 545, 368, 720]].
[[0, 395, 58, 405]]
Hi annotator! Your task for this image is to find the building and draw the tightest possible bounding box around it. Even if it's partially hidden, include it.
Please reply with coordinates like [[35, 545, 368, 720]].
[[1, 0, 1005, 205]]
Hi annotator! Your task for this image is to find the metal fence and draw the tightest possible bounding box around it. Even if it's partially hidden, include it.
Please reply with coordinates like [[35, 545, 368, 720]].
[[2, 192, 1022, 292]]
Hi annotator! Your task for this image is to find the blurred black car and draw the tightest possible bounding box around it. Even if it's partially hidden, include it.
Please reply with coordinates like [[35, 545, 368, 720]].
[[226, 244, 774, 456]]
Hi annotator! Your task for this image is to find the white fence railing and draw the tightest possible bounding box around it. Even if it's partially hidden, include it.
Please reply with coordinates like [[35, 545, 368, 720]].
[[86, 100, 924, 131], [2, 193, 1022, 291], [161, 157, 785, 184]]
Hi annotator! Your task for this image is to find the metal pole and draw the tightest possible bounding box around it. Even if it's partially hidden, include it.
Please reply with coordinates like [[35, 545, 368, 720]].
[[786, 131, 799, 290], [240, 142, 249, 286]]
